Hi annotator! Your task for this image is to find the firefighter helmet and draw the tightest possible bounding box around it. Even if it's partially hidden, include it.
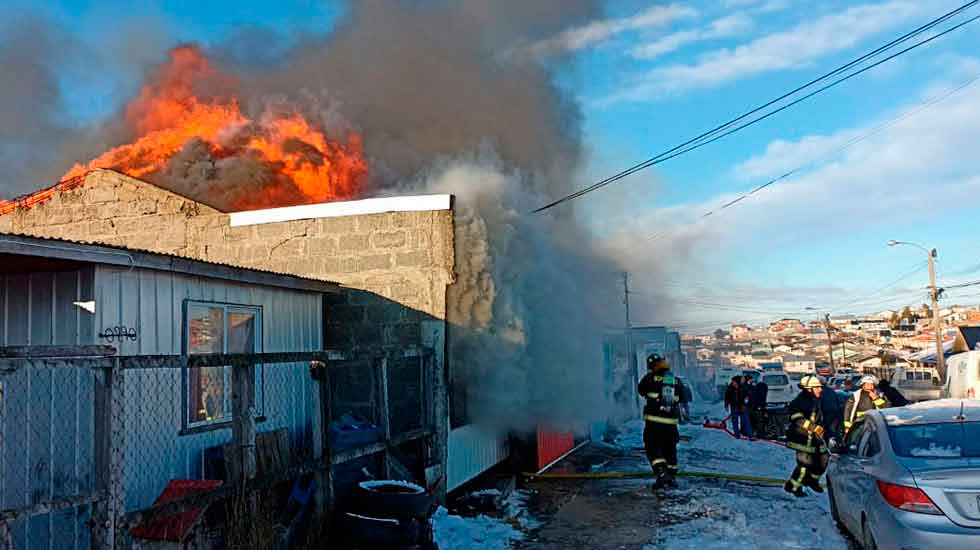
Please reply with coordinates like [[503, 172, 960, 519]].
[[800, 375, 823, 389], [860, 374, 879, 386], [647, 353, 668, 371]]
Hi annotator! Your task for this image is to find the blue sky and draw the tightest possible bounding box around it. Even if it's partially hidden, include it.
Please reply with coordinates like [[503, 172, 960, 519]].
[[4, 0, 980, 330], [543, 0, 980, 329]]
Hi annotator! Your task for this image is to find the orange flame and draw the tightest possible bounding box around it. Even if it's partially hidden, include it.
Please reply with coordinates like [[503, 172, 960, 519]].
[[62, 45, 367, 209]]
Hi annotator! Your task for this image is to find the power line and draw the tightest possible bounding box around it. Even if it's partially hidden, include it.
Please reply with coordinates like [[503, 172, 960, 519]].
[[647, 70, 980, 241], [942, 279, 980, 290], [532, 1, 980, 213], [826, 262, 929, 312]]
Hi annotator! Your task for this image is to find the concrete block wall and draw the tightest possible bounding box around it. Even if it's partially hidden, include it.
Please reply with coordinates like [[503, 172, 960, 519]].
[[0, 169, 226, 256], [1, 169, 455, 353]]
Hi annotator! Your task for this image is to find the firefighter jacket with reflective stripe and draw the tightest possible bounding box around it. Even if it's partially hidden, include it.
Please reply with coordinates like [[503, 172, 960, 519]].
[[639, 370, 682, 425], [843, 390, 890, 431], [786, 390, 827, 454]]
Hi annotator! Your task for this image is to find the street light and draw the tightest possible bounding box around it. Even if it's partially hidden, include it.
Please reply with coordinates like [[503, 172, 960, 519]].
[[887, 240, 945, 380]]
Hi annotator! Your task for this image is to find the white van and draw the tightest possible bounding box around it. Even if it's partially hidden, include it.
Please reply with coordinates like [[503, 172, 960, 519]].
[[891, 364, 942, 402], [943, 351, 980, 399]]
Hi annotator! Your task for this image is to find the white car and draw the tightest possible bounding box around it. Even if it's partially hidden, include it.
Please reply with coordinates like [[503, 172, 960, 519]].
[[762, 371, 794, 411]]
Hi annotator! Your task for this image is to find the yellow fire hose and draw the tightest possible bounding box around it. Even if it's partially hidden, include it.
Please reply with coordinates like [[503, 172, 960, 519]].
[[523, 469, 816, 488]]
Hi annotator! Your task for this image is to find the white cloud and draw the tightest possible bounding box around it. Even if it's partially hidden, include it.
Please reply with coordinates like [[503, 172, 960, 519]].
[[592, 68, 980, 321], [521, 3, 698, 58], [734, 130, 863, 179], [630, 13, 754, 60], [610, 1, 923, 102], [723, 0, 792, 14], [635, 71, 980, 250]]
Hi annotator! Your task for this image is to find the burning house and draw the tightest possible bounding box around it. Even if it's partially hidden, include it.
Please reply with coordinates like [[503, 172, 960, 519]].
[[0, 3, 624, 542]]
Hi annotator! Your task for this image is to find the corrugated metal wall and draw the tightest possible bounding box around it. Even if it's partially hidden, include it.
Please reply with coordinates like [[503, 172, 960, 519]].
[[93, 265, 323, 511], [446, 424, 509, 491], [0, 269, 97, 550]]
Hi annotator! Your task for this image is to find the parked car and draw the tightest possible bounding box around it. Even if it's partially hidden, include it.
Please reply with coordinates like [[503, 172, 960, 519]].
[[761, 371, 794, 412], [787, 372, 804, 386], [826, 399, 980, 549]]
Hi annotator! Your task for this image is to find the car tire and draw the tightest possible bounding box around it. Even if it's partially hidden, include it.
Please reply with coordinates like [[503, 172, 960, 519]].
[[352, 480, 434, 520], [827, 481, 850, 538], [862, 516, 877, 550]]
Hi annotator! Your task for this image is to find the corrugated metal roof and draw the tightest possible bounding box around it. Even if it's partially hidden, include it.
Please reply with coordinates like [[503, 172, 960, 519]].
[[0, 232, 341, 294]]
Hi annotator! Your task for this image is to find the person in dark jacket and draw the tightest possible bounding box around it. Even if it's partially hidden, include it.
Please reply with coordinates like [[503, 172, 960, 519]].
[[877, 379, 910, 407], [819, 379, 844, 445], [748, 377, 769, 436], [843, 375, 891, 438], [638, 353, 683, 489], [784, 375, 829, 498], [724, 376, 753, 438]]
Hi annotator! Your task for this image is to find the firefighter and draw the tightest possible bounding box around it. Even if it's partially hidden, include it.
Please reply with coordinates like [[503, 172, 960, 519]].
[[842, 375, 890, 438], [638, 353, 683, 490], [784, 375, 829, 497]]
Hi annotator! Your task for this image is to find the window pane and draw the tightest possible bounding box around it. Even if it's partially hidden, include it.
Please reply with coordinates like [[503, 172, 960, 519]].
[[888, 422, 980, 458], [189, 306, 224, 354], [228, 311, 257, 353], [189, 366, 227, 423], [188, 306, 226, 424]]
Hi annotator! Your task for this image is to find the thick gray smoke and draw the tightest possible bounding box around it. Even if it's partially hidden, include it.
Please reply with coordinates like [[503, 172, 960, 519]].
[[0, 12, 172, 198], [243, 0, 598, 194], [0, 15, 82, 197], [3, 1, 633, 431], [243, 0, 626, 430]]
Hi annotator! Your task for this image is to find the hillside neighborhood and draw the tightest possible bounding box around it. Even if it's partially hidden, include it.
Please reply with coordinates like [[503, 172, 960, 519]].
[[685, 305, 980, 378]]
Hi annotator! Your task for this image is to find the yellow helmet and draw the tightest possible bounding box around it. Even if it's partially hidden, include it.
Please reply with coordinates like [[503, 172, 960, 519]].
[[800, 375, 823, 389]]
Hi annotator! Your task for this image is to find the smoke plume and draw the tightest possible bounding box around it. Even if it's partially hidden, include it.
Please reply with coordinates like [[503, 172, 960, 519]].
[[5, 0, 640, 431]]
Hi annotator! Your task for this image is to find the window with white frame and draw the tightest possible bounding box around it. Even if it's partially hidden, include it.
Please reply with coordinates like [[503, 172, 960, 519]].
[[185, 302, 263, 428]]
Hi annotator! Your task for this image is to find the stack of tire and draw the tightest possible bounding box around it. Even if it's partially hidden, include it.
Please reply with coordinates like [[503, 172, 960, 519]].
[[343, 480, 436, 549]]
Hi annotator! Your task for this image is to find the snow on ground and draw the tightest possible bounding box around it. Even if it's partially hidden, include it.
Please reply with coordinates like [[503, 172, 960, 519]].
[[645, 480, 847, 550], [432, 506, 525, 550], [644, 393, 851, 549]]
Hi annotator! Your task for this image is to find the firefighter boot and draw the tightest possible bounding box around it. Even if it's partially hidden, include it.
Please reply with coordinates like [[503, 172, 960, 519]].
[[803, 473, 824, 493], [651, 463, 669, 491]]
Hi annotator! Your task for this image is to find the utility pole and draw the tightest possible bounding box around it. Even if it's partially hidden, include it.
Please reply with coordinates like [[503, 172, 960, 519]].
[[623, 272, 637, 415], [927, 248, 946, 381], [888, 240, 946, 381], [824, 314, 836, 373]]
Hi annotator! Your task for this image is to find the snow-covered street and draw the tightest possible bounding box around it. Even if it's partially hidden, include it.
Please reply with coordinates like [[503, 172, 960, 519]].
[[440, 395, 855, 549]]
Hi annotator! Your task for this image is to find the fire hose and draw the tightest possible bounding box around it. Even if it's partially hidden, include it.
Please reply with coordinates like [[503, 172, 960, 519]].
[[702, 415, 788, 448]]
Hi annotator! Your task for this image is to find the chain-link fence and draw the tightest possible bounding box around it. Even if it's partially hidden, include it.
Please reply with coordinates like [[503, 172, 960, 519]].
[[0, 359, 99, 550], [0, 347, 437, 550]]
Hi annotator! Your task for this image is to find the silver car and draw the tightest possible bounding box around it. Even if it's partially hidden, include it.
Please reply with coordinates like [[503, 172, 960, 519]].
[[827, 399, 980, 549]]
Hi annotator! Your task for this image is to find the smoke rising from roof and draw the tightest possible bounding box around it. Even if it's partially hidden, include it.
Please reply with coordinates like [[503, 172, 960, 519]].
[[3, 0, 639, 430]]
